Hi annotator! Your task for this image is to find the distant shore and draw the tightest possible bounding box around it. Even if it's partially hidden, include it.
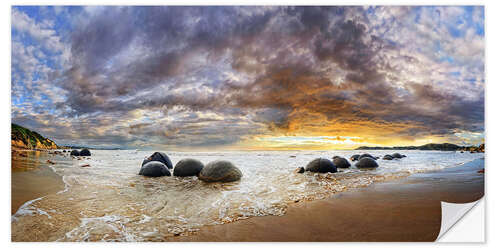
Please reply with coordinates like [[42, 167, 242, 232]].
[[356, 143, 485, 153], [171, 158, 484, 242]]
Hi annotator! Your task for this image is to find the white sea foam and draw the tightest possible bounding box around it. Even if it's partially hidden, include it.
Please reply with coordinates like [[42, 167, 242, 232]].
[[13, 149, 484, 241]]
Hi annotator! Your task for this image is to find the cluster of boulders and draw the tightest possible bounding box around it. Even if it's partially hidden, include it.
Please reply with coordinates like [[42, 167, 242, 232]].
[[380, 152, 407, 160], [138, 152, 242, 183], [70, 148, 91, 156], [295, 152, 407, 174]]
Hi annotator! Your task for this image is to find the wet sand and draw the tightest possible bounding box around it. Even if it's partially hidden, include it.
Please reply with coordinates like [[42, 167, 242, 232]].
[[11, 151, 65, 214], [11, 151, 484, 242], [171, 158, 484, 242]]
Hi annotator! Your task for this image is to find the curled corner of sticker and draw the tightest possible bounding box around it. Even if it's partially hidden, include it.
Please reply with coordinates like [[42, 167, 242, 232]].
[[436, 199, 482, 241]]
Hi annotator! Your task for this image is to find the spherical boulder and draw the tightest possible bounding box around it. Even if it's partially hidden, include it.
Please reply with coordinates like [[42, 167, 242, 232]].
[[198, 160, 242, 182], [305, 158, 337, 173], [392, 153, 404, 159], [70, 149, 80, 156], [173, 158, 204, 177], [359, 153, 377, 160], [142, 152, 173, 169], [139, 161, 171, 177], [79, 148, 91, 156], [333, 156, 351, 168], [383, 154, 394, 160], [350, 154, 360, 161], [355, 157, 379, 169]]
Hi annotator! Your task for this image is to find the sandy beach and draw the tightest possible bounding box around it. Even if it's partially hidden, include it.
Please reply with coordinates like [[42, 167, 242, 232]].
[[170, 158, 484, 242], [11, 150, 484, 242], [11, 150, 65, 214]]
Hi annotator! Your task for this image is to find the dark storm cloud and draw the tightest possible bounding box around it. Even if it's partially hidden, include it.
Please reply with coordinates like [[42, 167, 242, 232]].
[[16, 6, 482, 148]]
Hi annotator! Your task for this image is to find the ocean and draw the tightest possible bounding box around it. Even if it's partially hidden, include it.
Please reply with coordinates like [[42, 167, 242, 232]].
[[11, 150, 484, 241]]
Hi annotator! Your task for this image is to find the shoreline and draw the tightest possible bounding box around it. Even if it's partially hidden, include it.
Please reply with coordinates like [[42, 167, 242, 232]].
[[11, 150, 66, 214], [11, 152, 484, 241], [169, 158, 484, 242]]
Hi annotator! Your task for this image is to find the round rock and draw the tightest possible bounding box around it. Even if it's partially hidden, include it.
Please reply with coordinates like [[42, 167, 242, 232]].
[[79, 148, 91, 156], [355, 157, 379, 169], [174, 158, 204, 177], [139, 161, 171, 177], [305, 158, 337, 173], [198, 160, 242, 182], [383, 154, 394, 160], [142, 152, 173, 169], [392, 153, 404, 159], [70, 149, 80, 156], [333, 156, 351, 168]]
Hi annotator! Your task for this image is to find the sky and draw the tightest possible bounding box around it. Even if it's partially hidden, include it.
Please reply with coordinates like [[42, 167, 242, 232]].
[[11, 6, 485, 150]]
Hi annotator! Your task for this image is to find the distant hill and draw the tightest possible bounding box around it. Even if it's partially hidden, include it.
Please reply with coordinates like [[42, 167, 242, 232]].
[[356, 143, 484, 152], [11, 123, 58, 150]]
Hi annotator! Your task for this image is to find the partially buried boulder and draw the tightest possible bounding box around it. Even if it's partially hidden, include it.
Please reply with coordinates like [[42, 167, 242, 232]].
[[359, 153, 377, 160], [142, 152, 173, 169], [70, 150, 80, 156], [198, 160, 242, 182], [383, 154, 394, 160], [333, 156, 351, 168], [350, 154, 360, 161], [305, 158, 337, 173], [355, 157, 379, 169], [139, 161, 171, 177], [392, 153, 404, 159], [80, 148, 91, 156], [174, 158, 204, 177]]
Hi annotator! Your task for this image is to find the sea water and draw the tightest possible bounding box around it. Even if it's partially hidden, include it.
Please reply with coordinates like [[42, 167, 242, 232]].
[[11, 150, 484, 241]]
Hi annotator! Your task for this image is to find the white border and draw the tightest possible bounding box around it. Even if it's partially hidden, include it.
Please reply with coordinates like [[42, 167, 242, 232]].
[[2, 0, 497, 249]]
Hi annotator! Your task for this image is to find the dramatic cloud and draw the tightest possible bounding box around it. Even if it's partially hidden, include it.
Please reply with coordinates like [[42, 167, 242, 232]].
[[11, 6, 485, 149]]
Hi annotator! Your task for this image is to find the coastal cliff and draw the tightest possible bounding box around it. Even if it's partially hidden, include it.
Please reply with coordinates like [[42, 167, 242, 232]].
[[11, 123, 58, 150]]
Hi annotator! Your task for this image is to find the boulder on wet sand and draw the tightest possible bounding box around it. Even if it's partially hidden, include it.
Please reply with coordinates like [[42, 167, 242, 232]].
[[174, 158, 204, 177], [198, 160, 242, 182], [355, 157, 379, 169], [294, 167, 305, 174], [359, 153, 377, 160], [392, 153, 403, 159], [79, 148, 91, 156], [142, 152, 173, 169], [350, 154, 360, 161], [70, 150, 80, 156], [305, 158, 337, 173], [383, 154, 394, 160], [139, 161, 171, 177], [333, 156, 351, 168]]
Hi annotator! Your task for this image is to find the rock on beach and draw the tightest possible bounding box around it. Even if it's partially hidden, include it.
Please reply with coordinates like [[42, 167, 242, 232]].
[[173, 158, 204, 177], [355, 157, 379, 169], [142, 152, 173, 169], [139, 161, 171, 177], [333, 156, 351, 168], [198, 160, 242, 182], [305, 158, 337, 173]]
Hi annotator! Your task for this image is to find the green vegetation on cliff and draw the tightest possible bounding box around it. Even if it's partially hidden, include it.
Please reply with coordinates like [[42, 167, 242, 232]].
[[11, 123, 58, 149]]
